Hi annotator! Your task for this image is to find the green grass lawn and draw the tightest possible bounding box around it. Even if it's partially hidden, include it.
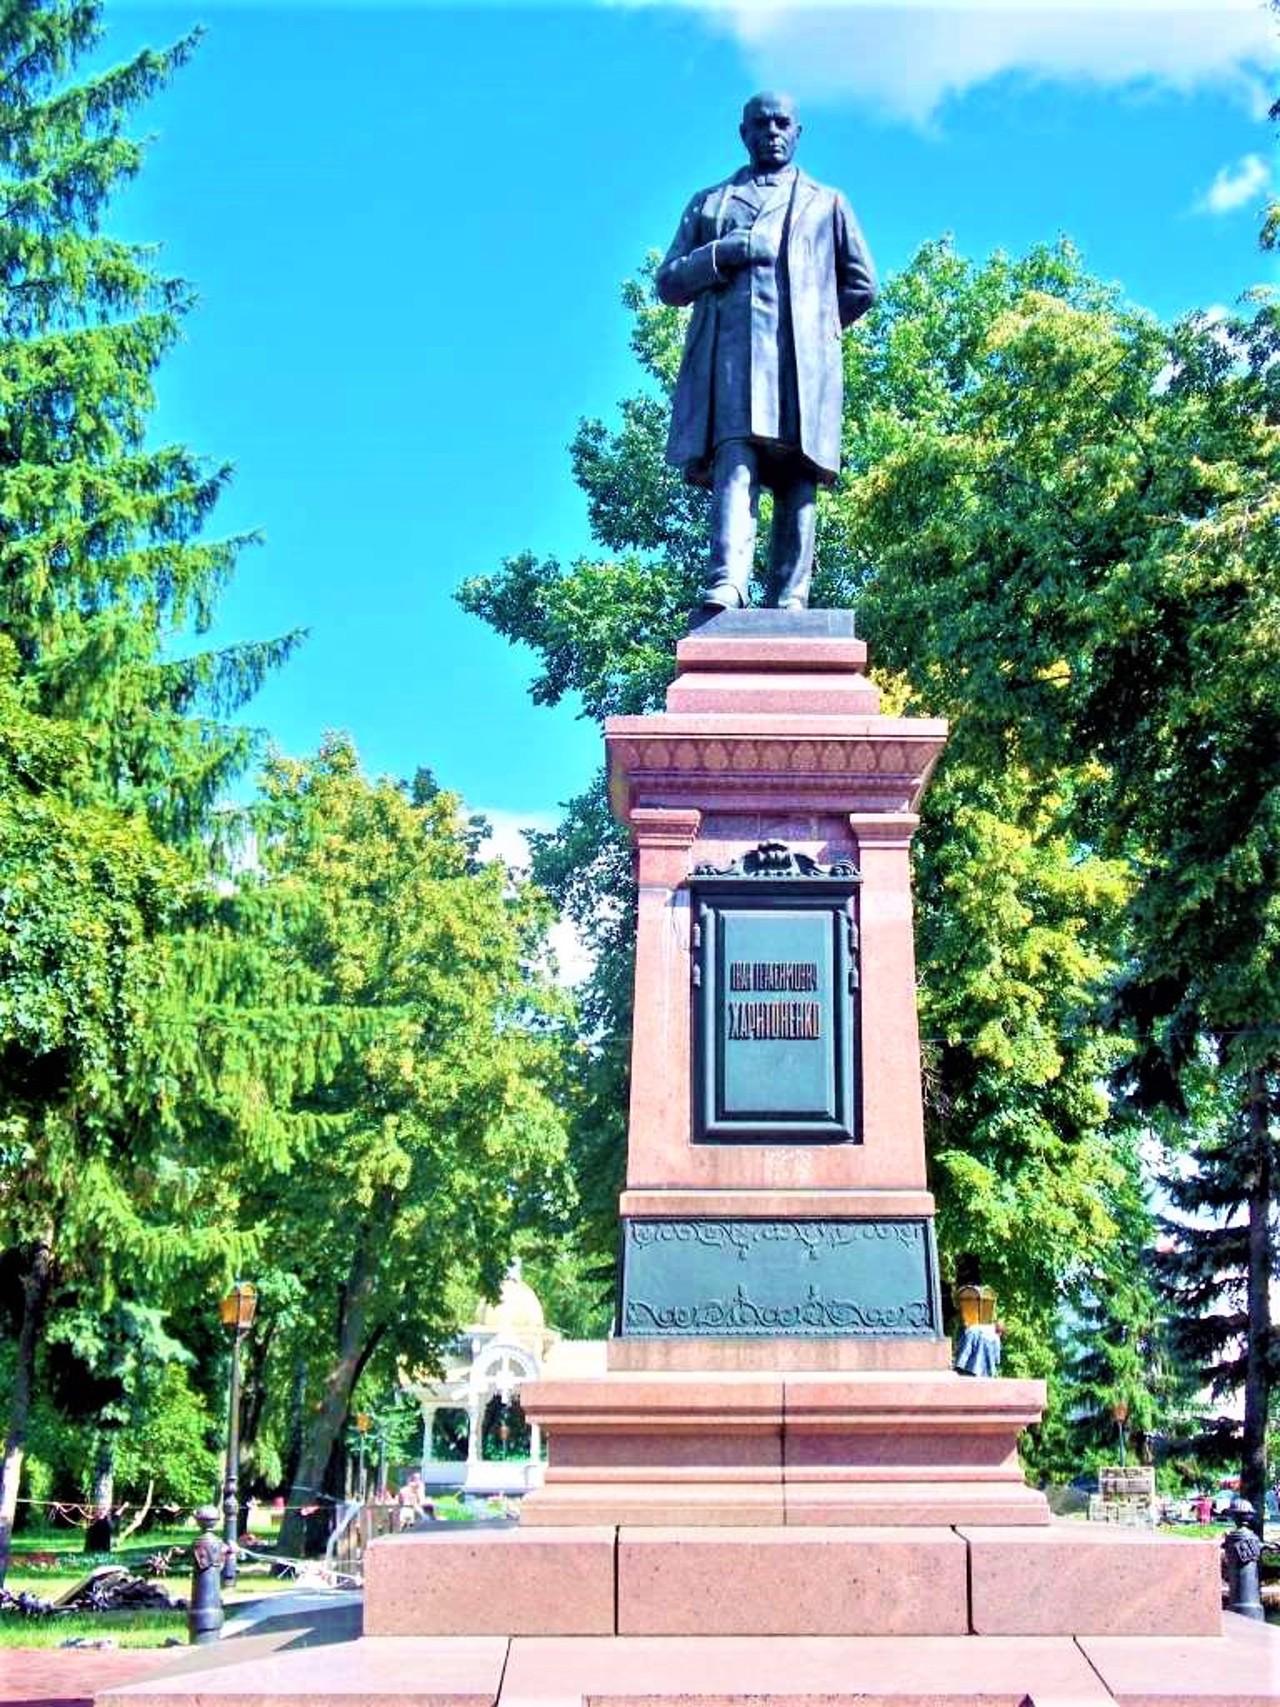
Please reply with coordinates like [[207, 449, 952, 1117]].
[[5, 1524, 298, 1605], [2, 1523, 304, 1650], [0, 1609, 187, 1649]]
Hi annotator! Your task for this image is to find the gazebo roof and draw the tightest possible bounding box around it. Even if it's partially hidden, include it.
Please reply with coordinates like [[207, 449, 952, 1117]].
[[469, 1262, 546, 1336]]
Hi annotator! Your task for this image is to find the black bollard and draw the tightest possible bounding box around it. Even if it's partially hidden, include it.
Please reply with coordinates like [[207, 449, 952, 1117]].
[[188, 1505, 228, 1644], [1223, 1499, 1266, 1622]]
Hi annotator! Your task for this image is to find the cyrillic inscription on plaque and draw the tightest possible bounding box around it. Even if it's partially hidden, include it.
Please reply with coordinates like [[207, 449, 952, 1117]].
[[691, 845, 860, 1143]]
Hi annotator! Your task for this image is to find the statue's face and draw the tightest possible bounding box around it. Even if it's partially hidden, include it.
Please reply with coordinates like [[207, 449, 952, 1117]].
[[740, 97, 800, 172]]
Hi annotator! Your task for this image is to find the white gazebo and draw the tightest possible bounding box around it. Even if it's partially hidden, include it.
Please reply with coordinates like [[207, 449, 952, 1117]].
[[399, 1263, 560, 1496]]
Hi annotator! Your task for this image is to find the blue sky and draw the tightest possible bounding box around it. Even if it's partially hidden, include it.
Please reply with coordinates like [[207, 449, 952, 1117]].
[[100, 0, 1275, 840]]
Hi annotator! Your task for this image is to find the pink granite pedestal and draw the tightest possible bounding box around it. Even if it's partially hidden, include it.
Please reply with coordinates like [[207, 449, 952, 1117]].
[[518, 615, 1051, 1535]]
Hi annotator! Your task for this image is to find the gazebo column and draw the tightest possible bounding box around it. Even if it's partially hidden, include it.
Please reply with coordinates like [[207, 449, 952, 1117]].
[[466, 1394, 483, 1464], [418, 1403, 437, 1475]]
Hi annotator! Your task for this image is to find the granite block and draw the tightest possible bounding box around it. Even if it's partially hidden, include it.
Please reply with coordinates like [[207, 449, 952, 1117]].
[[1080, 1615, 1280, 1703], [363, 1529, 615, 1636], [962, 1523, 1223, 1636], [616, 1526, 967, 1636]]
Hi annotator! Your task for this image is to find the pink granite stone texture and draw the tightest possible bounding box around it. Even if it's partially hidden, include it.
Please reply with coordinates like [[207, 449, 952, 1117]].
[[519, 1372, 1051, 1530], [785, 1482, 1052, 1528], [674, 633, 869, 671], [522, 1375, 784, 1430], [499, 1632, 1114, 1706], [519, 1482, 785, 1528], [92, 1616, 1280, 1707], [616, 1189, 937, 1220], [95, 1635, 508, 1704], [548, 1429, 780, 1477], [616, 1526, 968, 1636], [665, 670, 883, 716], [363, 1530, 615, 1636], [606, 1338, 953, 1373], [1080, 1615, 1280, 1704], [962, 1523, 1223, 1636]]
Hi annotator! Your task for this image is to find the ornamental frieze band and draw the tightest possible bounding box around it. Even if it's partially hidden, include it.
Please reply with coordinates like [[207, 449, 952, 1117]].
[[623, 1285, 936, 1337], [628, 1219, 926, 1259]]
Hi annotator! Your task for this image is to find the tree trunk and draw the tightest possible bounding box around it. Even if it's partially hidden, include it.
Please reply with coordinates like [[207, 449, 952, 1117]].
[[281, 1353, 308, 1498], [1240, 1063, 1274, 1536], [85, 1432, 116, 1552], [118, 1479, 154, 1544], [240, 1320, 274, 1474], [0, 1237, 54, 1587], [276, 1226, 385, 1560]]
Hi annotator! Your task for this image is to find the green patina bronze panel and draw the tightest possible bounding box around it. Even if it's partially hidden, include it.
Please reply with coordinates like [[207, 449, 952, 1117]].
[[691, 842, 859, 1143], [719, 906, 835, 1120], [618, 1217, 942, 1338]]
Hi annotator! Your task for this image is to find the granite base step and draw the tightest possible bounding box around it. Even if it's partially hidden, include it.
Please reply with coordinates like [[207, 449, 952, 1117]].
[[360, 1523, 1221, 1639], [96, 1621, 1280, 1707], [518, 1372, 1053, 1530]]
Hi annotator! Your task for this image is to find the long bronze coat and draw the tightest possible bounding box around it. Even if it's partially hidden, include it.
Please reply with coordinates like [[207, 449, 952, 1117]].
[[657, 167, 876, 486]]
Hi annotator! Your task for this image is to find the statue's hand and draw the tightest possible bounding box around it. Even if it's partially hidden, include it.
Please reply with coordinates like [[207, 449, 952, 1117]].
[[747, 226, 781, 265], [714, 232, 753, 272]]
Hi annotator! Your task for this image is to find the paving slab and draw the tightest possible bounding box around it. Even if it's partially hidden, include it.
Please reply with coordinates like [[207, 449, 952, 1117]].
[[94, 1635, 508, 1706], [1079, 1613, 1280, 1705]]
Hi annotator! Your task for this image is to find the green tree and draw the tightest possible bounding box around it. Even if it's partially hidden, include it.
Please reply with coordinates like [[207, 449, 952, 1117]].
[[0, 0, 297, 1580], [226, 739, 574, 1559], [841, 253, 1279, 1513]]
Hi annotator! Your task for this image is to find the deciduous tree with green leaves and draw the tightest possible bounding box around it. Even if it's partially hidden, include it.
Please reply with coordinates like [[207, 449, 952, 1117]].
[[842, 247, 1279, 1512], [223, 740, 575, 1559]]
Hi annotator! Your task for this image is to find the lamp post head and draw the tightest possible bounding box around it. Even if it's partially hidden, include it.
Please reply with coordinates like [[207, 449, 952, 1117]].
[[954, 1283, 997, 1327], [218, 1281, 258, 1334]]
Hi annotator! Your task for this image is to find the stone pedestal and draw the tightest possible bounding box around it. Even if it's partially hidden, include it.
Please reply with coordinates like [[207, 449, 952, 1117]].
[[519, 610, 1049, 1529]]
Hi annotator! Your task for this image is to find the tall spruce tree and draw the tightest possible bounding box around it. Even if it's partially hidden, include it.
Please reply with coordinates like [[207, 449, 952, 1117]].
[[0, 0, 297, 1578]]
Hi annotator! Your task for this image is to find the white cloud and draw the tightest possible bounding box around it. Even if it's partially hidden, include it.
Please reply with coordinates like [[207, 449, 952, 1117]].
[[1196, 152, 1272, 215], [615, 2, 1277, 126], [477, 807, 552, 876], [477, 809, 595, 988]]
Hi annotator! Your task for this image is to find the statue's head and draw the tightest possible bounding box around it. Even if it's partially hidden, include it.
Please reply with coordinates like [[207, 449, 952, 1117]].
[[740, 91, 801, 173]]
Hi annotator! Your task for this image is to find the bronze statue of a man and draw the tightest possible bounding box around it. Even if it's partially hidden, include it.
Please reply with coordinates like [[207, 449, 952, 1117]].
[[657, 92, 877, 612]]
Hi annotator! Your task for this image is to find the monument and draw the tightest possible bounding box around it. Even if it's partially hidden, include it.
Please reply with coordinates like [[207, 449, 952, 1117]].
[[366, 90, 1217, 1641], [98, 93, 1274, 1707]]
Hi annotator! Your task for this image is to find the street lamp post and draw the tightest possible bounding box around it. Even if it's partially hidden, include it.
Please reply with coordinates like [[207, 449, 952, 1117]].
[[1111, 1400, 1129, 1469], [218, 1281, 258, 1588], [354, 1412, 370, 1502]]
